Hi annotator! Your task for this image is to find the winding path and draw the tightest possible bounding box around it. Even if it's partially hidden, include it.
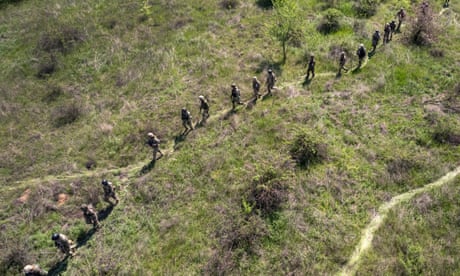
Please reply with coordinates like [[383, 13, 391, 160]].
[[337, 165, 460, 276]]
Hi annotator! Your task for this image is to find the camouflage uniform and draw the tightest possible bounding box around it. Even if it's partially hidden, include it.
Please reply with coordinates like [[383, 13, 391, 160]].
[[230, 84, 241, 110], [252, 77, 261, 100], [338, 51, 348, 75], [396, 8, 406, 32], [181, 108, 193, 131], [23, 264, 47, 276], [81, 204, 100, 229], [52, 233, 76, 256], [147, 132, 163, 160], [444, 0, 450, 7], [383, 23, 391, 44], [356, 44, 366, 68], [198, 95, 210, 120], [371, 30, 380, 52], [266, 69, 276, 95], [102, 180, 119, 205], [306, 55, 316, 79], [389, 20, 396, 40]]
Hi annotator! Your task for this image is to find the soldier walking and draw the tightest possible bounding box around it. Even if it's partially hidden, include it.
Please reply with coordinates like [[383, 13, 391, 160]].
[[396, 8, 406, 32], [444, 0, 450, 7], [147, 132, 163, 161], [181, 108, 193, 132], [23, 264, 47, 276], [306, 55, 316, 80], [371, 30, 381, 52], [389, 20, 396, 40], [252, 77, 261, 101], [383, 23, 391, 44], [81, 204, 101, 229], [356, 44, 367, 68], [338, 51, 348, 75], [230, 84, 242, 110], [198, 95, 209, 121], [51, 233, 76, 257], [102, 179, 119, 205], [266, 69, 276, 96]]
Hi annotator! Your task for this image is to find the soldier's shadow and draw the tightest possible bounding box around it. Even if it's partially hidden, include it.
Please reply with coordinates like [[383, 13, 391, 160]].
[[47, 256, 69, 276], [368, 51, 376, 58], [76, 228, 97, 248], [140, 159, 156, 175], [98, 204, 114, 221], [302, 77, 312, 86]]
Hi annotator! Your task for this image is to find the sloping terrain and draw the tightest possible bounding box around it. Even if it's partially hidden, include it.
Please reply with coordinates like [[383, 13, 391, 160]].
[[0, 0, 459, 275]]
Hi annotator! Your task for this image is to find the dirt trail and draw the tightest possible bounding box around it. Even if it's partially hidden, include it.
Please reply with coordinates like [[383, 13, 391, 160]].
[[337, 165, 460, 276]]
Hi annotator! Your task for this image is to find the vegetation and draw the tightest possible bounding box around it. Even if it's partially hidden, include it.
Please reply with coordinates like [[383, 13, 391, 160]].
[[0, 0, 459, 275]]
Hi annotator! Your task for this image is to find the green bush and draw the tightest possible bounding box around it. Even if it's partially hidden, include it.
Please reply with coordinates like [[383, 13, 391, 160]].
[[317, 8, 343, 34], [289, 131, 328, 168], [220, 0, 240, 9], [51, 102, 82, 127], [246, 168, 288, 217], [353, 0, 379, 18]]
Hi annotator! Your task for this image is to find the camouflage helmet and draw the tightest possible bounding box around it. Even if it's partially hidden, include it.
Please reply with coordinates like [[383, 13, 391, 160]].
[[52, 233, 59, 240], [23, 265, 35, 273], [268, 69, 272, 73], [101, 179, 109, 185], [359, 43, 364, 47], [81, 204, 88, 210], [147, 132, 154, 137], [231, 83, 236, 87], [198, 95, 204, 100]]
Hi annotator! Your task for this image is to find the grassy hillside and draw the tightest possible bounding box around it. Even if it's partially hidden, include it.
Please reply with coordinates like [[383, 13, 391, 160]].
[[0, 0, 459, 275]]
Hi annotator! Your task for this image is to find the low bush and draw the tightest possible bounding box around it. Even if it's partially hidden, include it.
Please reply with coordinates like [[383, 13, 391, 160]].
[[289, 131, 328, 168], [220, 0, 239, 9], [246, 168, 288, 217], [353, 0, 379, 18], [36, 54, 57, 78], [317, 8, 343, 34], [407, 3, 438, 46], [51, 102, 82, 127], [37, 25, 84, 54]]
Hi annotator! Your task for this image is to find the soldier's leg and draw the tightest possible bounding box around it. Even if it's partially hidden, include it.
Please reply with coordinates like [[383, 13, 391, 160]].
[[188, 119, 194, 130], [112, 193, 119, 204], [182, 120, 188, 130], [312, 68, 315, 78]]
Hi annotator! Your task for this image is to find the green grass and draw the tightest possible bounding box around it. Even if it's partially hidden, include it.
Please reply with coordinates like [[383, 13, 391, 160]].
[[0, 0, 459, 274]]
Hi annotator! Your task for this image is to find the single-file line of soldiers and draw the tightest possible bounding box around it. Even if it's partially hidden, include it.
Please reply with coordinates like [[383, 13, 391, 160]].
[[22, 3, 441, 274]]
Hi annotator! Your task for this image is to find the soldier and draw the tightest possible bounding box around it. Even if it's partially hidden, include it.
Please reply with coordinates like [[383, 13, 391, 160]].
[[23, 264, 47, 276], [81, 204, 100, 229], [102, 179, 119, 205], [396, 8, 406, 32], [306, 55, 316, 80], [383, 23, 391, 44], [389, 20, 396, 40], [198, 95, 209, 121], [266, 69, 276, 95], [181, 108, 193, 131], [252, 77, 261, 101], [51, 233, 76, 257], [147, 132, 163, 161], [338, 51, 348, 75], [230, 84, 242, 110], [444, 0, 450, 7], [356, 44, 367, 68], [371, 30, 380, 52]]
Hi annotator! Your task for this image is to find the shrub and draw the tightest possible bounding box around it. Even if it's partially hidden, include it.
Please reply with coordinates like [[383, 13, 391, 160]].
[[289, 131, 328, 168], [220, 0, 239, 9], [407, 3, 438, 46], [42, 85, 63, 103], [255, 0, 273, 8], [317, 8, 343, 34], [246, 168, 288, 216], [37, 25, 84, 54], [353, 0, 379, 18], [36, 54, 57, 78], [51, 102, 82, 127], [0, 241, 32, 275], [204, 215, 268, 274], [386, 158, 419, 184]]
